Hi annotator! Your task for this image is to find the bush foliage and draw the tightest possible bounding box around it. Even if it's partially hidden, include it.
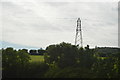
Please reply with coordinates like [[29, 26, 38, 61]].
[[2, 42, 120, 78]]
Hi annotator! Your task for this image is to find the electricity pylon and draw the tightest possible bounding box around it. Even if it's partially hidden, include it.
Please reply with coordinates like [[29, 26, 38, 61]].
[[75, 18, 83, 48]]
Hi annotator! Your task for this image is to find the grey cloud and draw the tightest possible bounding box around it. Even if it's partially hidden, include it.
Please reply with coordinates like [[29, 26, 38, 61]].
[[2, 1, 118, 48]]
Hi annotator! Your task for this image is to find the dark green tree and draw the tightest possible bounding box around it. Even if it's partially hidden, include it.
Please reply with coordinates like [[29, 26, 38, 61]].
[[2, 47, 30, 78], [45, 42, 79, 68], [38, 48, 46, 55], [78, 45, 97, 69]]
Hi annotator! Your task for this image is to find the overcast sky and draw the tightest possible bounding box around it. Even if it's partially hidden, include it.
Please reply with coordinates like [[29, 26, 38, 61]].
[[1, 0, 118, 49]]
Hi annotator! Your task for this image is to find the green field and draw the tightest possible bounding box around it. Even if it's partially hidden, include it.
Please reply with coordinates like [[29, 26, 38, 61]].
[[29, 55, 44, 62]]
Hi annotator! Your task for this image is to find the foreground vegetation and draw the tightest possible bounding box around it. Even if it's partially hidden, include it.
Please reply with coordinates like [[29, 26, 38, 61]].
[[1, 42, 120, 78]]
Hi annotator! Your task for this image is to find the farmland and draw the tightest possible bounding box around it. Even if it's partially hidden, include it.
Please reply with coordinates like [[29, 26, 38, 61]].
[[29, 55, 44, 62]]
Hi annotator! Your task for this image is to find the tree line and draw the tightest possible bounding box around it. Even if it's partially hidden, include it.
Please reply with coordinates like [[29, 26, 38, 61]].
[[1, 42, 120, 78], [29, 48, 46, 55]]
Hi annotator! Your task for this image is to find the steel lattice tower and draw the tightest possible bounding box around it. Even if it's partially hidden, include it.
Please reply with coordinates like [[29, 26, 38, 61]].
[[75, 18, 83, 47]]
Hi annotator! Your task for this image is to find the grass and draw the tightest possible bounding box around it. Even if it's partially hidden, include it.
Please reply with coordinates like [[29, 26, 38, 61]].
[[29, 55, 44, 62]]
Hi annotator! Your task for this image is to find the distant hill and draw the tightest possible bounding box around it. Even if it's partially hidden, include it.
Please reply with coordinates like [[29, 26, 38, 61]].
[[96, 47, 119, 53], [95, 47, 120, 57], [1, 41, 40, 50]]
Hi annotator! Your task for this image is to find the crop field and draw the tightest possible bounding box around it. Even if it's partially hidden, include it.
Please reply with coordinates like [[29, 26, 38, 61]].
[[29, 55, 44, 62]]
